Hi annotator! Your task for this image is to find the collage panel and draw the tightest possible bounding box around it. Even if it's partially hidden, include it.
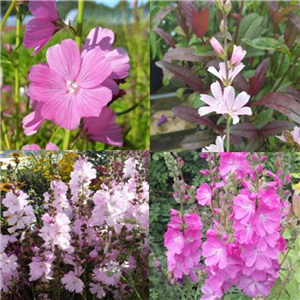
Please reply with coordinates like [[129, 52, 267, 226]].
[[1, 0, 150, 151], [0, 150, 149, 299], [150, 151, 300, 299], [150, 1, 300, 152]]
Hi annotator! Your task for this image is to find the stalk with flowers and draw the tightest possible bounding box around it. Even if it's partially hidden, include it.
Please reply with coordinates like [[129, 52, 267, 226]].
[[0, 151, 149, 299], [150, 152, 300, 299]]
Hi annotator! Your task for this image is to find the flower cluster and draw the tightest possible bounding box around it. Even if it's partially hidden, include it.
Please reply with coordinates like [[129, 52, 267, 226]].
[[164, 210, 202, 282], [1, 154, 149, 299], [165, 153, 292, 299], [21, 0, 129, 149]]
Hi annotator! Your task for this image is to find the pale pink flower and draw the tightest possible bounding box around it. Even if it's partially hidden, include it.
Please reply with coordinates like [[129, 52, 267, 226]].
[[82, 27, 130, 96], [277, 126, 300, 147], [202, 136, 225, 153], [208, 62, 244, 85], [90, 282, 106, 298], [230, 45, 247, 66], [28, 39, 113, 130], [210, 37, 224, 56], [196, 183, 212, 206], [61, 271, 84, 293], [83, 107, 122, 146], [24, 0, 62, 55], [2, 191, 28, 214], [199, 81, 224, 116], [220, 86, 252, 124], [233, 194, 255, 224], [21, 143, 59, 150], [201, 281, 223, 300], [202, 238, 228, 269], [29, 256, 53, 281], [0, 253, 18, 273], [94, 262, 121, 285], [123, 157, 138, 179]]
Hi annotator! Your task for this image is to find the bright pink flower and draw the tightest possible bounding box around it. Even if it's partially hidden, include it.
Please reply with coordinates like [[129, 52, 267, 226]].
[[201, 280, 223, 300], [210, 37, 224, 56], [24, 0, 62, 55], [164, 228, 185, 254], [241, 244, 279, 270], [230, 45, 247, 66], [208, 62, 244, 85], [82, 27, 130, 96], [253, 207, 281, 236], [219, 153, 250, 178], [196, 183, 212, 206], [233, 194, 255, 224], [259, 188, 281, 209], [233, 220, 255, 244], [237, 271, 270, 297], [83, 107, 122, 146], [203, 238, 228, 269], [22, 101, 44, 136], [21, 143, 59, 150], [28, 39, 113, 130]]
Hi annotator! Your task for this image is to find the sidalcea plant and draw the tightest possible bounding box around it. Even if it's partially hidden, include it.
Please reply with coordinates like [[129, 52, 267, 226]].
[[162, 152, 300, 299], [0, 154, 149, 299]]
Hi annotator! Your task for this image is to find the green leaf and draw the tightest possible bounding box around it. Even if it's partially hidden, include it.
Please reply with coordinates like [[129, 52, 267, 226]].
[[194, 45, 215, 57], [252, 109, 274, 129], [238, 13, 263, 43], [242, 38, 291, 55]]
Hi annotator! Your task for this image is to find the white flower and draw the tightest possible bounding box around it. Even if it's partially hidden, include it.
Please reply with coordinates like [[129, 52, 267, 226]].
[[202, 136, 225, 152], [208, 62, 244, 85]]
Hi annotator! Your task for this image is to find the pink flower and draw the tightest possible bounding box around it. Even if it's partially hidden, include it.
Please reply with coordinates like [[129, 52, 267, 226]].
[[259, 188, 281, 209], [253, 207, 281, 236], [237, 271, 270, 297], [203, 238, 228, 269], [196, 183, 212, 206], [29, 255, 53, 281], [230, 45, 247, 66], [201, 280, 223, 300], [233, 220, 255, 244], [28, 39, 113, 130], [22, 101, 44, 136], [202, 136, 225, 153], [220, 87, 252, 124], [233, 194, 255, 224], [61, 271, 84, 293], [24, 0, 62, 55], [219, 153, 250, 178], [89, 283, 106, 298], [208, 62, 244, 85], [2, 191, 28, 214], [0, 253, 18, 273], [164, 228, 185, 254], [22, 143, 59, 150], [210, 37, 224, 56], [82, 27, 130, 96], [83, 107, 122, 146]]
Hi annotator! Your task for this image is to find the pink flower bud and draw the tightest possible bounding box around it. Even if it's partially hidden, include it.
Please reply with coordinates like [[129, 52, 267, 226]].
[[292, 191, 300, 218], [230, 45, 246, 66], [210, 37, 224, 55]]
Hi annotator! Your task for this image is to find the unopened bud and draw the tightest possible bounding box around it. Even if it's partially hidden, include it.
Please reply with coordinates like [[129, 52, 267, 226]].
[[220, 20, 226, 35], [292, 190, 300, 217], [224, 0, 232, 14], [215, 0, 223, 10]]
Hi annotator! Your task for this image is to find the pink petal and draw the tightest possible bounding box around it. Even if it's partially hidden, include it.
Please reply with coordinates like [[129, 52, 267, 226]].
[[236, 107, 252, 116], [46, 39, 81, 81], [224, 86, 235, 108], [76, 86, 112, 117], [29, 0, 59, 20], [78, 48, 112, 88], [40, 94, 81, 130], [207, 66, 223, 81], [22, 102, 45, 136], [28, 64, 66, 103], [198, 106, 216, 116], [234, 91, 250, 108], [102, 78, 119, 96], [45, 143, 59, 150], [22, 144, 41, 150], [23, 18, 56, 52], [83, 107, 123, 146], [210, 81, 223, 101], [200, 94, 218, 106], [83, 27, 115, 52], [105, 47, 130, 79]]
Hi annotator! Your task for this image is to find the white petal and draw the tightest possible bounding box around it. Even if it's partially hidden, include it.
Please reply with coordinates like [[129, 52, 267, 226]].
[[207, 66, 223, 81]]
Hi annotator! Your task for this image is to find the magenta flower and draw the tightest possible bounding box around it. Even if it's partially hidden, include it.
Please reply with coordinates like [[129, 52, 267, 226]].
[[253, 207, 281, 236], [203, 238, 228, 269], [22, 101, 44, 136], [82, 27, 130, 96], [28, 39, 113, 130], [210, 37, 224, 56], [22, 143, 58, 150], [24, 0, 62, 55], [83, 107, 122, 146], [196, 183, 212, 206], [259, 188, 281, 209], [237, 271, 270, 297], [233, 220, 255, 244], [219, 153, 250, 178], [201, 281, 223, 300], [164, 228, 185, 254], [233, 194, 255, 224], [230, 45, 247, 66]]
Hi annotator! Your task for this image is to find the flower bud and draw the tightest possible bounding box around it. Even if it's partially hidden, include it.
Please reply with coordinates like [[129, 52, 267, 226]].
[[292, 190, 300, 217], [224, 0, 232, 14], [210, 37, 224, 56], [220, 20, 226, 35]]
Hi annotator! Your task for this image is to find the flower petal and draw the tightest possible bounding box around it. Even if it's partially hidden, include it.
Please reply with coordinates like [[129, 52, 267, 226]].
[[207, 66, 223, 81], [234, 91, 250, 109], [78, 48, 112, 88], [46, 39, 81, 81], [22, 103, 44, 136], [210, 81, 223, 102], [29, 0, 59, 20]]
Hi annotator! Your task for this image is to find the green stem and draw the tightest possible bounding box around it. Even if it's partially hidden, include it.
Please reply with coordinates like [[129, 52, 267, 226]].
[[14, 4, 21, 150], [222, 4, 229, 84], [0, 0, 17, 31], [62, 0, 84, 150], [226, 116, 231, 152], [1, 119, 10, 149]]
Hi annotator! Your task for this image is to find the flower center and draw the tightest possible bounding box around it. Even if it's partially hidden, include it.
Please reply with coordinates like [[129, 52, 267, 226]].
[[66, 80, 80, 94]]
